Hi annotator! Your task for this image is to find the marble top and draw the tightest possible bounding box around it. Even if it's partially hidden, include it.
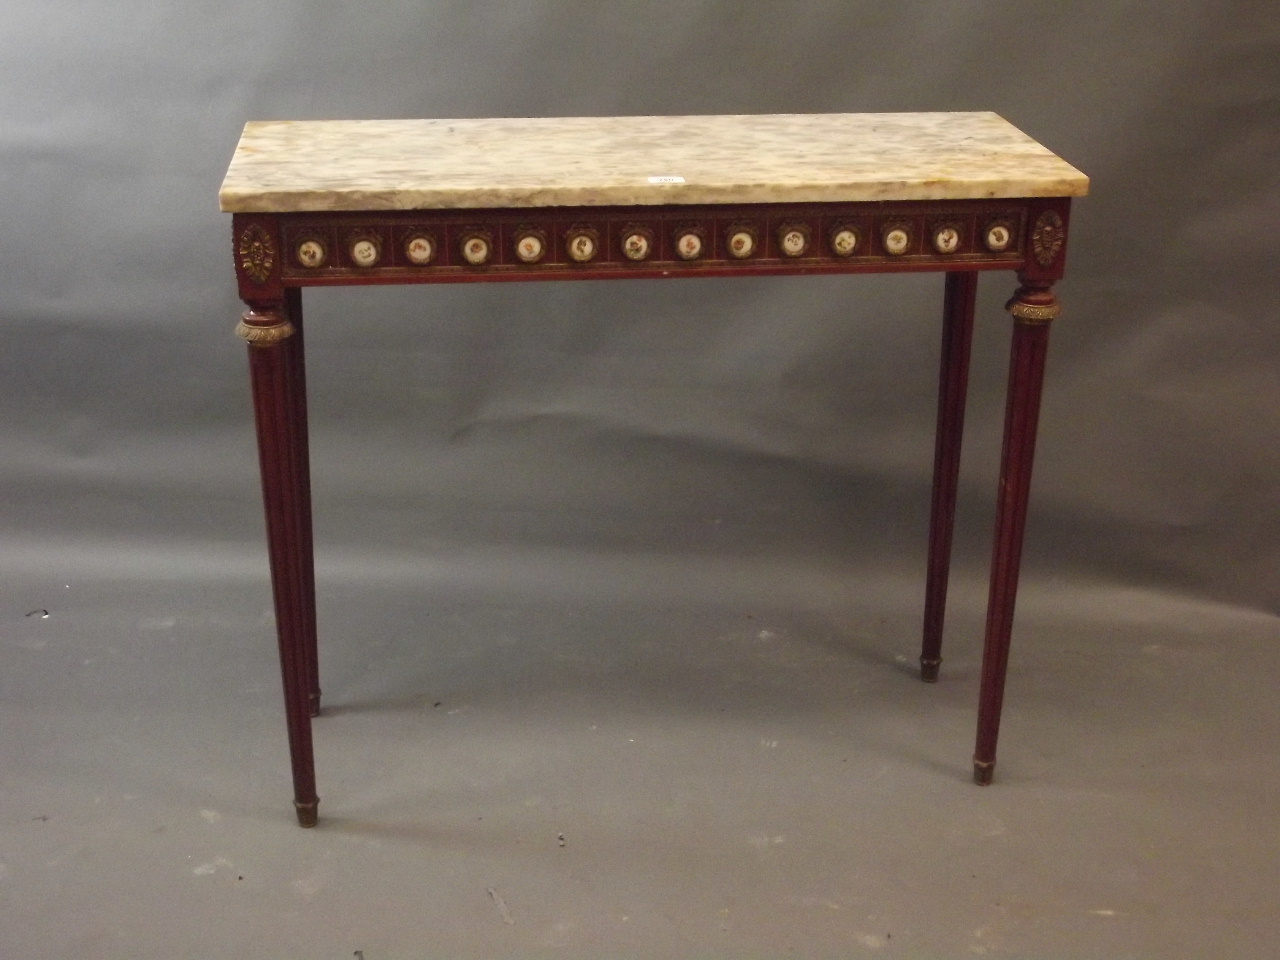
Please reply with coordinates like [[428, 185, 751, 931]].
[[219, 112, 1088, 213]]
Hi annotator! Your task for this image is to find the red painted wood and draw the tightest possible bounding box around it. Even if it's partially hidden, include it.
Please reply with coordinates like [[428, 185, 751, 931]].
[[282, 289, 320, 717], [245, 305, 319, 826], [973, 293, 1054, 785], [280, 257, 1020, 288], [920, 271, 978, 681]]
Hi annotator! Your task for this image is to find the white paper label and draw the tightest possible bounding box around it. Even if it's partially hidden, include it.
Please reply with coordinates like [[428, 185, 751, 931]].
[[647, 176, 685, 184]]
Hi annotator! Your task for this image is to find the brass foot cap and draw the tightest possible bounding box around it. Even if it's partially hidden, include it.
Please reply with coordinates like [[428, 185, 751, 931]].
[[920, 658, 941, 683], [973, 759, 995, 786], [294, 800, 319, 827]]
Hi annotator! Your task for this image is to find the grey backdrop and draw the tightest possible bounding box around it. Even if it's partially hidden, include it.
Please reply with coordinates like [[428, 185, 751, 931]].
[[2, 1, 1278, 957], [2, 0, 1276, 609]]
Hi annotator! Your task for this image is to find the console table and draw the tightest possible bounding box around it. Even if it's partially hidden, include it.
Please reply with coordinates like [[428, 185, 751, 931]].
[[219, 113, 1087, 826]]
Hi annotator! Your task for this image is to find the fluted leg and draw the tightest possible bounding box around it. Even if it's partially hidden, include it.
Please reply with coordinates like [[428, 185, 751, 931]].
[[239, 303, 319, 826], [920, 271, 978, 682], [973, 279, 1058, 785], [282, 289, 320, 717]]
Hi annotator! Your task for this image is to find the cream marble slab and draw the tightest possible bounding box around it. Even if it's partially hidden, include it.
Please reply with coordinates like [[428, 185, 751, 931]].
[[219, 112, 1088, 213]]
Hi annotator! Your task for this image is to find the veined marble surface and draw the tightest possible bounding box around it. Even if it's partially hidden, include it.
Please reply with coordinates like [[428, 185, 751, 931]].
[[219, 113, 1088, 213]]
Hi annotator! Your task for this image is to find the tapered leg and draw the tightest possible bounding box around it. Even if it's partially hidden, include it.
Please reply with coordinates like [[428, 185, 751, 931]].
[[973, 280, 1058, 785], [283, 289, 320, 717], [239, 303, 319, 826], [920, 271, 978, 682]]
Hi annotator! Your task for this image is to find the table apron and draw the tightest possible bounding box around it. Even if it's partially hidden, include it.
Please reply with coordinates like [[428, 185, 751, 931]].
[[282, 257, 1021, 287], [232, 199, 1039, 296]]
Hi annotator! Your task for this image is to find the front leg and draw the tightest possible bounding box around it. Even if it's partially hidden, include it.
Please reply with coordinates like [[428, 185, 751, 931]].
[[238, 301, 319, 826], [973, 276, 1058, 785], [282, 288, 320, 717]]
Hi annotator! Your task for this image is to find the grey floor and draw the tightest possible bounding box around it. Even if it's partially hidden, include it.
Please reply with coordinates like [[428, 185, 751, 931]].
[[2, 485, 1278, 958]]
